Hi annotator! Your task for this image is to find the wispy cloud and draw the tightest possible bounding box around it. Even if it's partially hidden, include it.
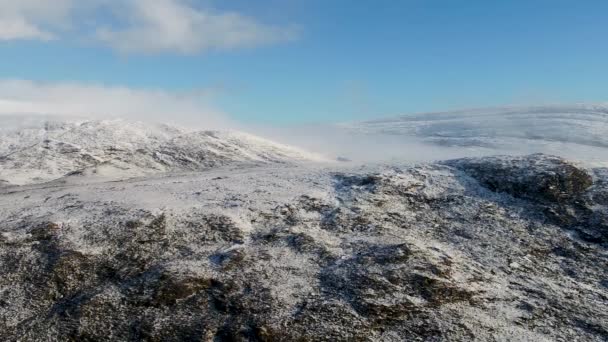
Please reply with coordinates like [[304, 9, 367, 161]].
[[96, 0, 297, 54], [0, 0, 75, 41], [0, 17, 54, 41], [0, 79, 235, 129], [0, 0, 297, 54]]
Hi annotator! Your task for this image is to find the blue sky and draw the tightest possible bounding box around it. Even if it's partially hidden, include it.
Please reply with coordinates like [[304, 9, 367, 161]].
[[1, 0, 607, 125]]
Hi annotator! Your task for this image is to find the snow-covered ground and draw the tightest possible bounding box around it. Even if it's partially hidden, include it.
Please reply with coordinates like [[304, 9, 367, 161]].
[[0, 154, 606, 341], [0, 111, 607, 340]]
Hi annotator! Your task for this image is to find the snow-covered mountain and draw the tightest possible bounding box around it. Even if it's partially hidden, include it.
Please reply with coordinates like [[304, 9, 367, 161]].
[[335, 104, 608, 165], [347, 104, 608, 146], [0, 119, 327, 185]]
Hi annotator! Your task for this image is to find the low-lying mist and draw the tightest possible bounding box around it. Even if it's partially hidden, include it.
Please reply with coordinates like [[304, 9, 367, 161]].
[[256, 104, 608, 167], [2, 93, 608, 168]]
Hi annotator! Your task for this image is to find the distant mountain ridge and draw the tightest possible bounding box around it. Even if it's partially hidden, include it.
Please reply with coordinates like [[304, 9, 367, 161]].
[[0, 119, 326, 186], [344, 104, 608, 148]]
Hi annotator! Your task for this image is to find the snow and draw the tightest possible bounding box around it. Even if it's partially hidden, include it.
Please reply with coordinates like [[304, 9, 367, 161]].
[[0, 114, 607, 340], [0, 118, 329, 185], [334, 104, 608, 165]]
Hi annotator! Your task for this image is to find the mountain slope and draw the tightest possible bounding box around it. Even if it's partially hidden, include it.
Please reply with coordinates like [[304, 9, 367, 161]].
[[0, 119, 326, 185], [0, 154, 606, 341]]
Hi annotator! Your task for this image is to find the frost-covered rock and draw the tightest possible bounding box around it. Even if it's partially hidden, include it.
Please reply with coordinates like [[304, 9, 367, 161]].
[[447, 154, 607, 244], [0, 154, 607, 341], [446, 153, 593, 203]]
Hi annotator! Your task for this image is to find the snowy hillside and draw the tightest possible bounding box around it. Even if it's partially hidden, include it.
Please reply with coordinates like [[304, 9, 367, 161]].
[[338, 104, 608, 165], [0, 119, 326, 185], [0, 113, 607, 340], [0, 154, 606, 341]]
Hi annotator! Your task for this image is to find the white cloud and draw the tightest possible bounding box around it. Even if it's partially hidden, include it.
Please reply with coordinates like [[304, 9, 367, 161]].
[[97, 0, 297, 54], [0, 79, 235, 129], [0, 0, 296, 54], [0, 0, 76, 40], [0, 17, 54, 41]]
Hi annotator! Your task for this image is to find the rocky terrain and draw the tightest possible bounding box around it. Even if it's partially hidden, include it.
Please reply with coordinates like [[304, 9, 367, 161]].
[[0, 150, 607, 341]]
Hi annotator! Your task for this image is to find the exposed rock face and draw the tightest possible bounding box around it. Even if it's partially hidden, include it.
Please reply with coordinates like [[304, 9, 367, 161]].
[[446, 154, 593, 203], [447, 154, 607, 244], [0, 154, 607, 341]]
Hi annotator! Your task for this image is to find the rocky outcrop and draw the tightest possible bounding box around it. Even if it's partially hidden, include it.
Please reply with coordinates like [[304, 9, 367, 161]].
[[0, 154, 606, 341], [447, 154, 607, 244], [446, 154, 593, 203]]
